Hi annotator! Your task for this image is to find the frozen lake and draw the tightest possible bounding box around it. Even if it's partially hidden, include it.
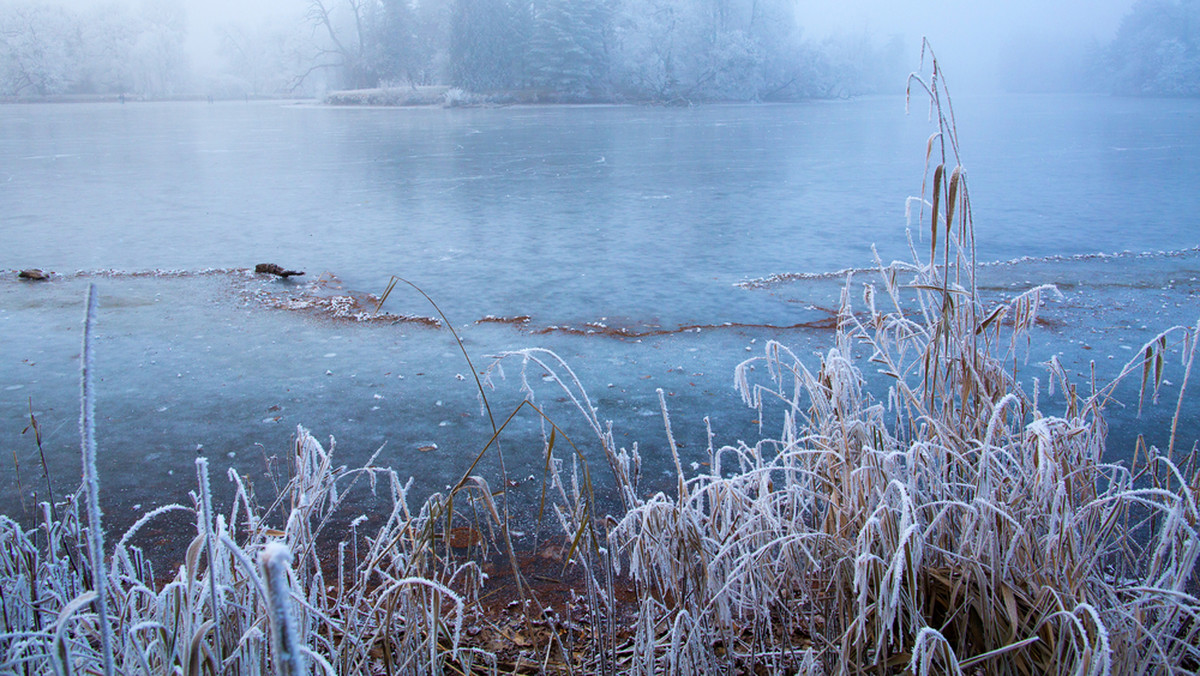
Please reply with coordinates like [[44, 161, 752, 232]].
[[2, 96, 1198, 534]]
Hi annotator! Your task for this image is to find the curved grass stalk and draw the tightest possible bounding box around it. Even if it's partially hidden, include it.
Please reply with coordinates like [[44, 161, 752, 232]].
[[78, 284, 114, 676]]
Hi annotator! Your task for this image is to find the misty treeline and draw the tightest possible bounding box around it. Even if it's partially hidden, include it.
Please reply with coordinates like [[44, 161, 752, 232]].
[[3, 0, 1200, 101], [1102, 0, 1200, 95], [0, 0, 313, 99], [1004, 0, 1200, 96], [0, 0, 904, 101], [377, 0, 906, 101]]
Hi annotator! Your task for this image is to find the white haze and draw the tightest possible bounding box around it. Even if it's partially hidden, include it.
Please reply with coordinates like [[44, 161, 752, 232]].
[[795, 0, 1134, 89], [55, 0, 302, 80], [169, 0, 300, 73]]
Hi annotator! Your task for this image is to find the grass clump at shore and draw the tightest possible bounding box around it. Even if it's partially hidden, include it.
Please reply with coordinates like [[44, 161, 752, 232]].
[[3, 48, 1199, 674]]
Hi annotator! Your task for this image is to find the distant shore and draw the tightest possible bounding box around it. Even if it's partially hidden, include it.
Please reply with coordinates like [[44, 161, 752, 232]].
[[324, 85, 630, 107], [320, 85, 804, 107], [323, 85, 453, 107], [0, 93, 311, 105], [0, 86, 617, 107]]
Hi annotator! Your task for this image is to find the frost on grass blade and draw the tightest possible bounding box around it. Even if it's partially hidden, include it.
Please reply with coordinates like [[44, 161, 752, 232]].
[[79, 283, 115, 676], [260, 542, 306, 676]]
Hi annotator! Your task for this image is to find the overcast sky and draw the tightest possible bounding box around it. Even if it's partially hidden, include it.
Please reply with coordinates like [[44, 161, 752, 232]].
[[798, 0, 1131, 38], [53, 0, 1138, 86]]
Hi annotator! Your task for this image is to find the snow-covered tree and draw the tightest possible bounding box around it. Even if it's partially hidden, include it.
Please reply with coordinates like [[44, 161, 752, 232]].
[[528, 0, 612, 99], [0, 2, 79, 95], [1106, 0, 1200, 95], [609, 0, 703, 100], [0, 0, 195, 97]]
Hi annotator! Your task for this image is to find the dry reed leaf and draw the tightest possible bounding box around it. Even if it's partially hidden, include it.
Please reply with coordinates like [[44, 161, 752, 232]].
[[931, 163, 944, 264], [947, 166, 963, 233]]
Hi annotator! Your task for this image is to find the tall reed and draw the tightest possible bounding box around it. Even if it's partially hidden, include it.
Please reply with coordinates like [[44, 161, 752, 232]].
[[588, 42, 1200, 673]]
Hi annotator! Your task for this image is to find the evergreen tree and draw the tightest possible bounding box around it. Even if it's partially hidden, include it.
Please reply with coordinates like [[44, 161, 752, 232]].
[[373, 0, 415, 85], [449, 0, 531, 91], [529, 0, 612, 99]]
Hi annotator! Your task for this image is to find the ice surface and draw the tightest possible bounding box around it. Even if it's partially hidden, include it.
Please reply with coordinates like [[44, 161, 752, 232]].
[[2, 251, 1196, 536]]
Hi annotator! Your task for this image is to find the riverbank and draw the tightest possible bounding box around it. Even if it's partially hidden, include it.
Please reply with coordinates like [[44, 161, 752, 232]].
[[4, 235, 1197, 672]]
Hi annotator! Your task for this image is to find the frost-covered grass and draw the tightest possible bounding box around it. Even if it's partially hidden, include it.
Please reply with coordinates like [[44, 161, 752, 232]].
[[3, 49, 1199, 674], [0, 427, 495, 675], [324, 86, 451, 106]]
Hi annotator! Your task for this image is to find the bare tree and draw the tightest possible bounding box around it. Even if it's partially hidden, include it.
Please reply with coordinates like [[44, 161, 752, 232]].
[[296, 0, 382, 90]]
